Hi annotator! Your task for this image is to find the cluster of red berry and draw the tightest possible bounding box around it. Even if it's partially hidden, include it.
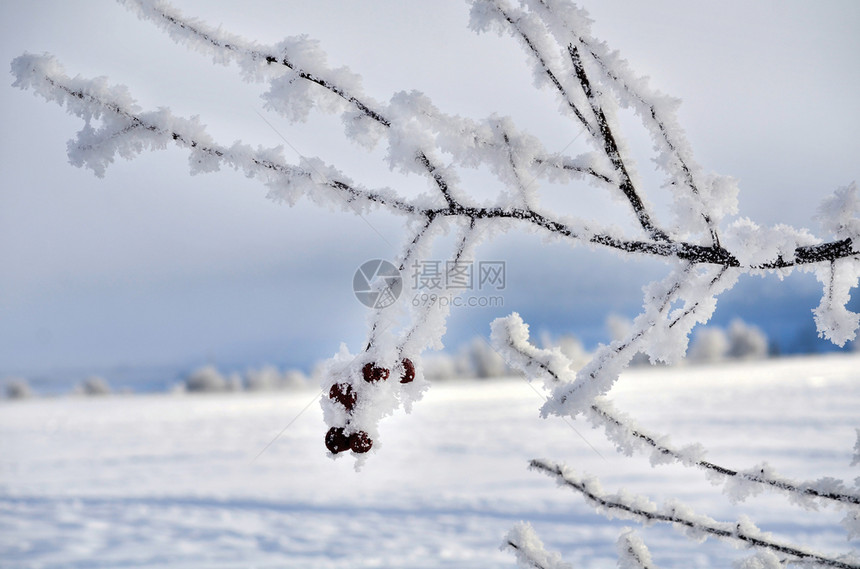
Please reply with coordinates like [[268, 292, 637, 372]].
[[324, 426, 372, 454], [324, 358, 415, 454]]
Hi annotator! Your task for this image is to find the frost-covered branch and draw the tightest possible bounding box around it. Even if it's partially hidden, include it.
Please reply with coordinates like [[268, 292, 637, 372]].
[[492, 317, 860, 515], [475, 0, 668, 241], [117, 0, 391, 127], [589, 401, 860, 509], [111, 2, 860, 267], [617, 530, 659, 569], [504, 522, 574, 569], [15, 57, 809, 271], [566, 41, 668, 242], [10, 54, 418, 216], [23, 0, 857, 272], [531, 459, 860, 569], [490, 263, 738, 419]]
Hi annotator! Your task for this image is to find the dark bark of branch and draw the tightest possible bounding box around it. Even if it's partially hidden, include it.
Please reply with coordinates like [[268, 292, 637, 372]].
[[491, 4, 670, 242], [492, 6, 595, 137], [155, 9, 391, 128], [568, 43, 669, 242], [504, 541, 552, 569], [532, 156, 615, 185], [762, 239, 857, 268], [575, 37, 721, 247]]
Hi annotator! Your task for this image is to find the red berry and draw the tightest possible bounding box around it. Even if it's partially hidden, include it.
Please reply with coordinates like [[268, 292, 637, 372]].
[[400, 358, 415, 384], [362, 362, 389, 383], [329, 383, 357, 411], [349, 431, 373, 453], [361, 363, 373, 382], [324, 427, 350, 454]]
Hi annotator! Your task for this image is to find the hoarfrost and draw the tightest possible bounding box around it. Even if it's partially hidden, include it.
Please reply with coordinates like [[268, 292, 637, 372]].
[[812, 258, 860, 347], [733, 550, 782, 569], [817, 182, 860, 241], [504, 522, 573, 569], [852, 429, 860, 467], [616, 529, 656, 569]]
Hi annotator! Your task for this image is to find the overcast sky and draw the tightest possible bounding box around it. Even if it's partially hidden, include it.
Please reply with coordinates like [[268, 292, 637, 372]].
[[1, 1, 858, 378]]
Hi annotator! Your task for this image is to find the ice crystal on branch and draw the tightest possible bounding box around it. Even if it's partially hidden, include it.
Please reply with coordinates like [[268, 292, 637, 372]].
[[504, 522, 573, 569], [11, 0, 859, 564]]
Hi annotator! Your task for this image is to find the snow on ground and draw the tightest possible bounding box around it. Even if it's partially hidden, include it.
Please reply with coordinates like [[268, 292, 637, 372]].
[[1, 354, 858, 568]]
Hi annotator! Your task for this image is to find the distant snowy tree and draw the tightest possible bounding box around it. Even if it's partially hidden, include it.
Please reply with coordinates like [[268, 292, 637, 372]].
[[244, 365, 284, 392], [687, 326, 730, 363], [5, 379, 32, 400], [421, 352, 460, 381], [281, 369, 309, 390], [12, 0, 859, 566], [688, 318, 768, 363], [184, 365, 228, 393], [79, 375, 111, 396], [244, 365, 310, 390], [727, 318, 769, 360], [541, 332, 590, 371], [459, 336, 512, 378]]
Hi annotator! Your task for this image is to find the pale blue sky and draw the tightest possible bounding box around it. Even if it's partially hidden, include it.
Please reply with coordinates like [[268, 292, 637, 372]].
[[1, 1, 858, 376]]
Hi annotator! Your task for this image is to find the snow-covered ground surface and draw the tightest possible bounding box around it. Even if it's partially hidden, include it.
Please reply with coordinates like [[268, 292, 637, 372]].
[[2, 354, 858, 568]]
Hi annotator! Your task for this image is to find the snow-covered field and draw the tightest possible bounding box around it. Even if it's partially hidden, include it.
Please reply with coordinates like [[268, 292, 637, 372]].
[[2, 354, 858, 568]]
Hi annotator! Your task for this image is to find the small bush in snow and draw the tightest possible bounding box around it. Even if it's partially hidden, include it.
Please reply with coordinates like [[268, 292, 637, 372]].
[[184, 365, 228, 393], [244, 366, 309, 391], [727, 319, 769, 360], [5, 379, 32, 400], [281, 369, 309, 389], [688, 327, 730, 363], [79, 376, 111, 396], [422, 354, 459, 381], [458, 337, 512, 378], [688, 318, 769, 363], [244, 365, 283, 391]]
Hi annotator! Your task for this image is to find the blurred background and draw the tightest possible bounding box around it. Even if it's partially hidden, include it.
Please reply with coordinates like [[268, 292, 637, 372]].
[[1, 0, 858, 395]]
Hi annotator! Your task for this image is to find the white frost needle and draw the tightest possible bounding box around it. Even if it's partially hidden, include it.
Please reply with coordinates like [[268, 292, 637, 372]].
[[255, 109, 393, 248], [250, 387, 323, 463]]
